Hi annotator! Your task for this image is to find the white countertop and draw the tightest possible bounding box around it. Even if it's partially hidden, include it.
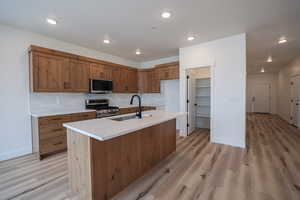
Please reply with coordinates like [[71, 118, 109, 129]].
[[31, 109, 96, 117], [63, 110, 185, 141]]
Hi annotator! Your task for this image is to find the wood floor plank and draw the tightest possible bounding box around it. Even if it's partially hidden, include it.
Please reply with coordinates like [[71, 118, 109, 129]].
[[0, 114, 300, 200]]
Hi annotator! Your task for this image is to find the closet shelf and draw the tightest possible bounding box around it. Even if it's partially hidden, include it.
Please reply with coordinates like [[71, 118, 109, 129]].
[[196, 114, 210, 118], [196, 95, 210, 97], [196, 86, 210, 88]]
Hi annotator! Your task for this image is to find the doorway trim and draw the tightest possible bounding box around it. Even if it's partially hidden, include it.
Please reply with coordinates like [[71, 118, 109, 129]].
[[179, 62, 215, 142]]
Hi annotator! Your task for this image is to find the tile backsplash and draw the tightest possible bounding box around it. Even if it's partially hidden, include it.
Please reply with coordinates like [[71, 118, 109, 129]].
[[29, 80, 179, 113], [30, 92, 165, 113]]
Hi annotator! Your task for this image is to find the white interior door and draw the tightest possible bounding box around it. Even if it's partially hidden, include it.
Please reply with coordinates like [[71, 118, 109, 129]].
[[290, 76, 300, 126], [252, 84, 270, 113], [187, 76, 196, 135]]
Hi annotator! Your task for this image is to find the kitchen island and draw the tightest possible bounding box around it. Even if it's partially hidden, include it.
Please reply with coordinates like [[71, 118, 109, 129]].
[[63, 110, 184, 200]]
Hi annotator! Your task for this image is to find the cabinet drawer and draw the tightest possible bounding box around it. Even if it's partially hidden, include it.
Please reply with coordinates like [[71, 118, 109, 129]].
[[71, 112, 96, 122], [39, 124, 66, 140], [40, 135, 67, 155], [39, 115, 72, 126]]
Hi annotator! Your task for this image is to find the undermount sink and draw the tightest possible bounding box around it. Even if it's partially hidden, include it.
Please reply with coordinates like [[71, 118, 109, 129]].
[[110, 114, 153, 121]]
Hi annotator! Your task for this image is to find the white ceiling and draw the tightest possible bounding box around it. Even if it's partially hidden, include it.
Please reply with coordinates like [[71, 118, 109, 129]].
[[0, 0, 300, 72]]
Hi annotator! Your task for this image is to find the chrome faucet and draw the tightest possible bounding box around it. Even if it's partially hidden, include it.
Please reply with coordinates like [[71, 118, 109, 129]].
[[130, 95, 142, 118]]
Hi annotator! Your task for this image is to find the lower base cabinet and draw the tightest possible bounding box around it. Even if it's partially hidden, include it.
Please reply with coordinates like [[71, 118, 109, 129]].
[[32, 112, 96, 159]]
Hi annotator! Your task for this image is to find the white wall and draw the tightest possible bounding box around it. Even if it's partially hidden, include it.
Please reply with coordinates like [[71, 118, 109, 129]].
[[0, 24, 139, 161], [179, 33, 246, 148], [278, 56, 300, 121], [246, 73, 278, 114]]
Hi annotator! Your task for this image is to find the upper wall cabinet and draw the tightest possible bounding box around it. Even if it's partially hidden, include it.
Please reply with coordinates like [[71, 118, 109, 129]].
[[30, 51, 70, 92], [90, 63, 113, 81], [138, 69, 160, 93], [70, 59, 90, 92], [29, 45, 138, 93], [112, 67, 138, 93], [155, 61, 179, 80]]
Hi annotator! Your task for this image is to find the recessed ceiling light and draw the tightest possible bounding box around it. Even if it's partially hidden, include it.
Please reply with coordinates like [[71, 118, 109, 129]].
[[103, 39, 110, 44], [261, 67, 265, 73], [278, 37, 287, 44], [161, 12, 171, 19], [46, 18, 57, 25], [187, 36, 195, 41], [136, 49, 141, 55], [267, 56, 272, 63]]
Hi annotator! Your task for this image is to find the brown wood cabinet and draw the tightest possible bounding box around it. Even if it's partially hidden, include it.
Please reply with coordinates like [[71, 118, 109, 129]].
[[70, 59, 90, 92], [138, 69, 160, 93], [32, 111, 96, 159], [112, 67, 138, 93], [90, 63, 112, 80], [156, 61, 179, 80], [29, 45, 138, 94], [30, 52, 69, 92], [29, 45, 177, 94]]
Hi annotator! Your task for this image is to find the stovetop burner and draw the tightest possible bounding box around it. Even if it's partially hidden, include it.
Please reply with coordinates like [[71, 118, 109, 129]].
[[85, 99, 120, 118]]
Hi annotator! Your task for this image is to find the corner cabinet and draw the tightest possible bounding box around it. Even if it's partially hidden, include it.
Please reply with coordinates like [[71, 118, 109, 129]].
[[138, 69, 160, 93], [156, 61, 179, 80], [30, 51, 69, 92]]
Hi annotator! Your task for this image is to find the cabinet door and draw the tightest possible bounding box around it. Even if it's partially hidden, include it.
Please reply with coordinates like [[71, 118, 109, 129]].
[[90, 63, 112, 81], [151, 69, 160, 93], [127, 70, 138, 93], [138, 71, 148, 93], [157, 67, 169, 80], [70, 59, 90, 92], [112, 67, 122, 93], [168, 65, 179, 79], [61, 59, 73, 91], [32, 52, 66, 92]]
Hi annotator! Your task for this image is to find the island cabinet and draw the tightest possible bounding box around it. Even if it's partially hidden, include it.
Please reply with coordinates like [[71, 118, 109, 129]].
[[67, 119, 176, 200]]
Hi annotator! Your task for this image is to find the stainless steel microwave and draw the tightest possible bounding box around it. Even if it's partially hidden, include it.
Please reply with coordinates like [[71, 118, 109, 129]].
[[90, 79, 113, 94]]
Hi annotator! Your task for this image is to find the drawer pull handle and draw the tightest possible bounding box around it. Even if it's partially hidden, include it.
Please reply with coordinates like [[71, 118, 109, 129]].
[[53, 142, 63, 146]]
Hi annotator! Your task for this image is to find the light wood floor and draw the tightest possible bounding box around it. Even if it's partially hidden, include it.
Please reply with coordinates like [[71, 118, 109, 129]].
[[1, 114, 300, 200]]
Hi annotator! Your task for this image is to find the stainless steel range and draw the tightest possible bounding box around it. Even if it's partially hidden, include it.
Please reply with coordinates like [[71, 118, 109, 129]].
[[85, 99, 120, 118]]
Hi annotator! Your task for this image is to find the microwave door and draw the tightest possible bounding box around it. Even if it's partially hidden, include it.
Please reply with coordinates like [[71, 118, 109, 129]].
[[90, 79, 113, 93]]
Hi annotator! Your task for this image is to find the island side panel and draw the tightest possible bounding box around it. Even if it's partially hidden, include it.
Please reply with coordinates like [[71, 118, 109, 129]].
[[67, 129, 92, 200], [90, 119, 176, 200]]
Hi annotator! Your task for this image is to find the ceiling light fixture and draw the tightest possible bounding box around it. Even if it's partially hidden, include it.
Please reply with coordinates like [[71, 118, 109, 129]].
[[103, 39, 110, 44], [46, 18, 57, 25], [161, 12, 171, 19], [187, 36, 195, 41], [261, 67, 265, 73], [278, 37, 287, 44], [267, 56, 272, 63], [136, 49, 141, 55]]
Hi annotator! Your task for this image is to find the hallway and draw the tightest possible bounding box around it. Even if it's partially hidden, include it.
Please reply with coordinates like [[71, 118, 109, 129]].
[[0, 114, 300, 200]]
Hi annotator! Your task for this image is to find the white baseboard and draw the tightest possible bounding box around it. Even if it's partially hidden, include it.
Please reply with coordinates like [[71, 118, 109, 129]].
[[0, 146, 32, 161], [211, 137, 245, 148]]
